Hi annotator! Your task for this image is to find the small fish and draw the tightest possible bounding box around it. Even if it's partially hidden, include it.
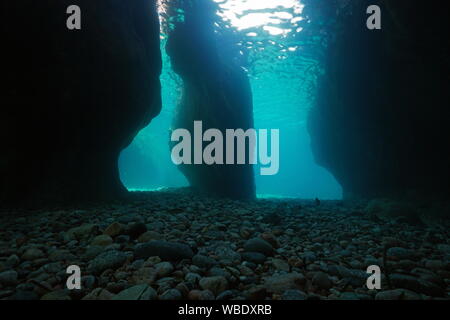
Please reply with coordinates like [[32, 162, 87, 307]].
[[315, 198, 321, 206]]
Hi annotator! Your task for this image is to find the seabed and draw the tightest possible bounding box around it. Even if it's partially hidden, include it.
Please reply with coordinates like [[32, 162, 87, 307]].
[[0, 189, 448, 300]]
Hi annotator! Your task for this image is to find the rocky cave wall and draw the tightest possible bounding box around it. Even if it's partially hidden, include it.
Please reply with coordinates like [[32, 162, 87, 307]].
[[3, 0, 447, 206], [165, 0, 256, 200], [1, 0, 162, 205], [306, 0, 450, 201]]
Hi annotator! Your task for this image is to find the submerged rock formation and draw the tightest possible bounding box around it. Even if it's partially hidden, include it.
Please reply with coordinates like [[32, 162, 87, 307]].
[[166, 1, 256, 200], [1, 1, 162, 204], [307, 0, 450, 201]]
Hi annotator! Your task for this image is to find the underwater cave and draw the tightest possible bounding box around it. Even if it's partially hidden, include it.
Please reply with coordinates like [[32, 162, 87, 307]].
[[119, 0, 342, 200], [1, 0, 449, 302]]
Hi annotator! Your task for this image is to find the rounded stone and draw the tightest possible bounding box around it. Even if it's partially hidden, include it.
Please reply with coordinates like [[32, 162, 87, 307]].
[[22, 248, 45, 261], [0, 270, 18, 286], [103, 222, 124, 238], [312, 272, 333, 290], [199, 276, 228, 296], [91, 235, 113, 246], [244, 238, 274, 256]]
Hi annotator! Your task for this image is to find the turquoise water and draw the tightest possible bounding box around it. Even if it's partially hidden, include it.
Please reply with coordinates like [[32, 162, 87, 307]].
[[119, 0, 342, 199]]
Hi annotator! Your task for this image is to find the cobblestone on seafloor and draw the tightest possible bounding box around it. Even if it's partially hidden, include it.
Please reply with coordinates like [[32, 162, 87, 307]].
[[0, 190, 449, 300]]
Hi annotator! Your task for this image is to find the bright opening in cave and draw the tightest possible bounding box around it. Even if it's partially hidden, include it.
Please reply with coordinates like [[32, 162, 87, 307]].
[[213, 0, 304, 34], [119, 0, 342, 199]]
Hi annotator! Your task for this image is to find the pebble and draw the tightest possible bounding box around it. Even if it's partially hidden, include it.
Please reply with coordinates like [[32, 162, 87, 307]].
[[159, 288, 182, 300], [301, 251, 317, 264], [188, 289, 215, 300], [138, 231, 162, 242], [263, 273, 305, 294], [0, 290, 14, 299], [375, 289, 422, 300], [82, 288, 115, 300], [199, 276, 228, 295], [49, 249, 76, 262], [81, 275, 96, 289], [82, 246, 105, 261], [216, 290, 235, 300], [185, 272, 202, 284], [91, 235, 113, 246], [134, 241, 194, 261], [41, 290, 71, 300], [214, 246, 241, 265], [387, 247, 416, 260], [246, 286, 267, 300], [155, 262, 174, 277], [390, 274, 445, 297], [104, 222, 124, 237], [192, 254, 217, 269], [241, 252, 267, 264], [22, 248, 45, 261], [66, 224, 98, 240], [0, 270, 18, 286], [312, 272, 333, 290], [126, 222, 147, 239], [112, 284, 157, 300], [281, 290, 308, 300], [424, 260, 444, 271], [244, 238, 274, 256], [271, 258, 290, 271], [88, 250, 128, 275], [339, 292, 360, 300], [6, 255, 20, 268], [115, 235, 130, 243]]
